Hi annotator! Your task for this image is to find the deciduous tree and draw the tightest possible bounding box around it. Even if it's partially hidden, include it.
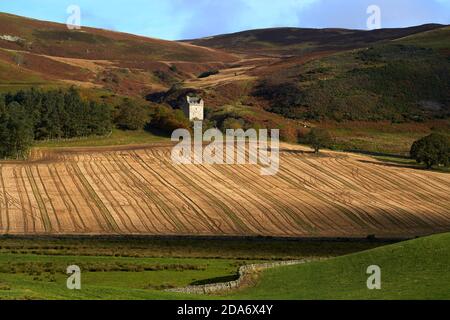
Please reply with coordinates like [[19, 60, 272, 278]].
[[304, 128, 333, 154], [410, 134, 450, 168]]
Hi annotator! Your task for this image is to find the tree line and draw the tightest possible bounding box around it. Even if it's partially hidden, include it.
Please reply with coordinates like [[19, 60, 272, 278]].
[[0, 88, 112, 159]]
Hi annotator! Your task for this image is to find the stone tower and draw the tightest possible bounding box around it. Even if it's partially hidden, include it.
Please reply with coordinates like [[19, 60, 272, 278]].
[[183, 96, 204, 121]]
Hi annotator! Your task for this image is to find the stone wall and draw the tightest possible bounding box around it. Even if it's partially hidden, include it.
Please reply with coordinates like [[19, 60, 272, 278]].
[[166, 259, 318, 295]]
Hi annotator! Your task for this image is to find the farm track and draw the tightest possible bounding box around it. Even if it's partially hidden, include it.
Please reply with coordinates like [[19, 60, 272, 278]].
[[0, 144, 449, 238]]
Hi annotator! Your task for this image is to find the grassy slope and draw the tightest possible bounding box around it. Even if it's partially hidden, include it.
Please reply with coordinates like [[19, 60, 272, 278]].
[[0, 54, 59, 92], [2, 234, 443, 300], [374, 156, 450, 173], [320, 120, 450, 156], [0, 255, 238, 300], [0, 237, 382, 300], [34, 129, 169, 148], [229, 233, 450, 300]]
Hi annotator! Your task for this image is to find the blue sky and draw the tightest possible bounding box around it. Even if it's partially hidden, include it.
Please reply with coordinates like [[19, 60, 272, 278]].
[[0, 0, 449, 40]]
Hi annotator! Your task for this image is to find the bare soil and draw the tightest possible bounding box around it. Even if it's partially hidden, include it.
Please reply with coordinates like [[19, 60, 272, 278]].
[[0, 143, 449, 238]]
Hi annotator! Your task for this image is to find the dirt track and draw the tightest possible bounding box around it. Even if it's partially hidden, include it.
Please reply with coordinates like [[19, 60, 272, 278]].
[[0, 143, 449, 238]]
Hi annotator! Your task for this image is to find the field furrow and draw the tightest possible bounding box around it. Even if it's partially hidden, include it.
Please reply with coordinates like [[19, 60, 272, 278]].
[[0, 166, 10, 233], [98, 158, 154, 233], [132, 151, 220, 233], [0, 144, 448, 238], [35, 166, 63, 232], [48, 164, 86, 232], [69, 163, 120, 233], [110, 152, 189, 233], [24, 166, 53, 233], [83, 158, 138, 233]]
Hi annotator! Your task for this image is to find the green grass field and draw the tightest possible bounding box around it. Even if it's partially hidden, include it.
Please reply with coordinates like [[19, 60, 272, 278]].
[[0, 234, 447, 300], [0, 254, 238, 300], [34, 129, 169, 149], [328, 128, 426, 156], [0, 237, 383, 300], [229, 233, 450, 300], [373, 155, 450, 173], [320, 119, 450, 157]]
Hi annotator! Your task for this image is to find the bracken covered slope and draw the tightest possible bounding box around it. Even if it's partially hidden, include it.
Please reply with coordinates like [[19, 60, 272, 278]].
[[0, 12, 237, 95], [185, 24, 447, 56], [0, 12, 235, 62]]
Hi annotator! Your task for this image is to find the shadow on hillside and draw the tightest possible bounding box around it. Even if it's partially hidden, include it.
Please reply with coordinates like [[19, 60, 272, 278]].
[[360, 159, 450, 173], [144, 125, 172, 139], [279, 149, 328, 157], [358, 159, 423, 170], [190, 274, 239, 286], [343, 149, 410, 159]]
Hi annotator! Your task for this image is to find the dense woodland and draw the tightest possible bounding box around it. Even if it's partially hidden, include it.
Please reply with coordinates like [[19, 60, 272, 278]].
[[0, 88, 112, 158], [0, 88, 193, 159]]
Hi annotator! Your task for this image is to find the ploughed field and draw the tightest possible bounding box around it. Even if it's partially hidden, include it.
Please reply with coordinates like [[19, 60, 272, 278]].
[[0, 144, 449, 238]]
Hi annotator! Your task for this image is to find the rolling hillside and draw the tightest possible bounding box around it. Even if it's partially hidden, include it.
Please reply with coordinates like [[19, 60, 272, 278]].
[[185, 24, 447, 57], [230, 232, 450, 299], [0, 12, 448, 302], [0, 12, 449, 156], [0, 12, 236, 62], [254, 29, 450, 122], [183, 25, 450, 120], [0, 12, 237, 95]]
